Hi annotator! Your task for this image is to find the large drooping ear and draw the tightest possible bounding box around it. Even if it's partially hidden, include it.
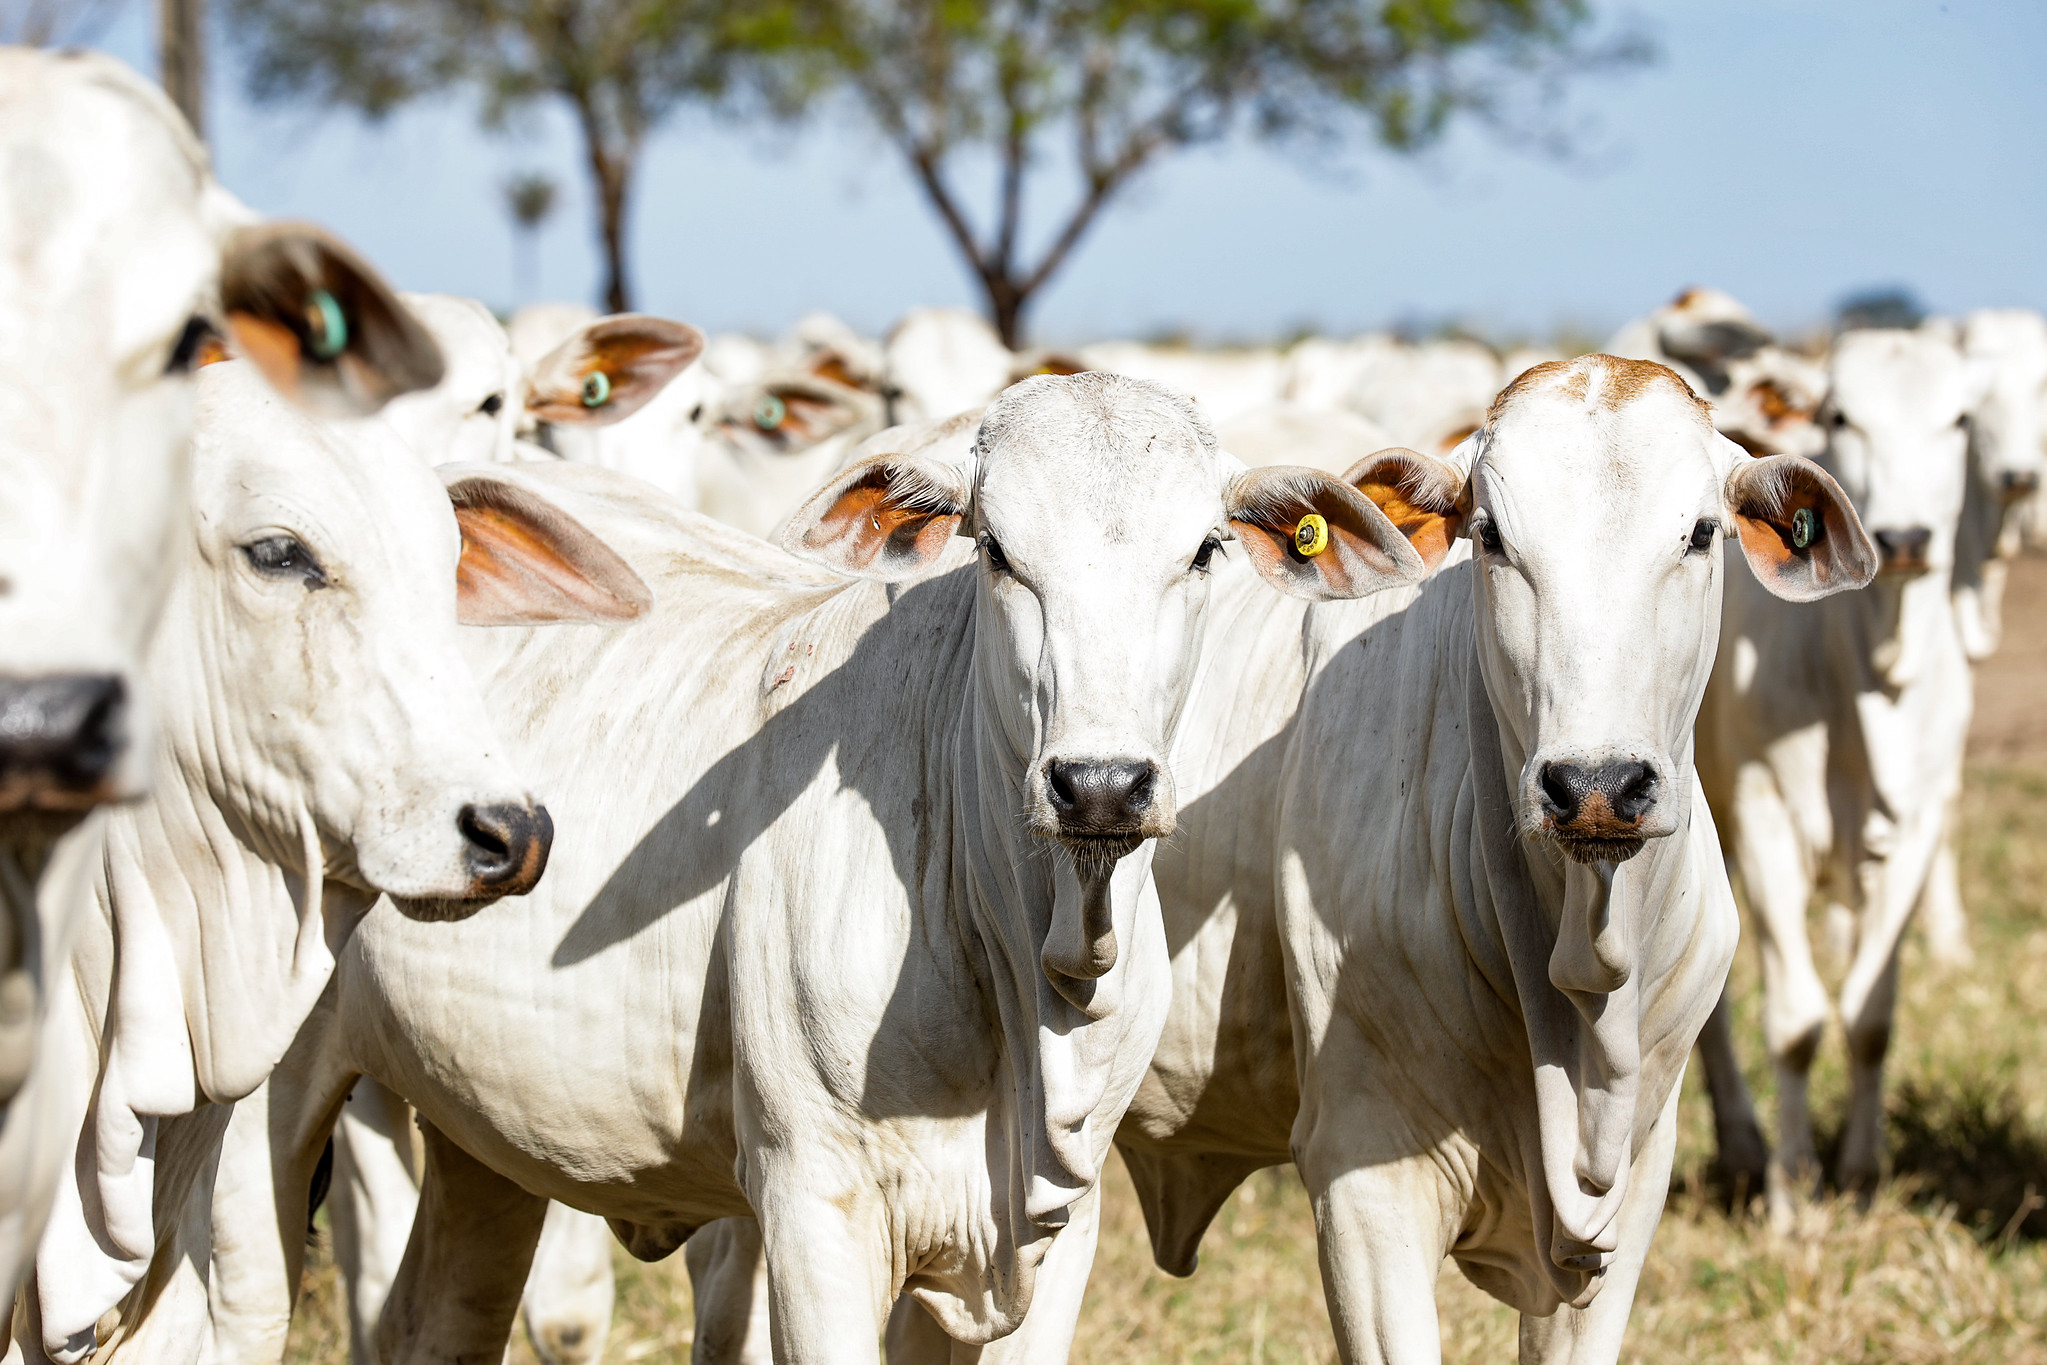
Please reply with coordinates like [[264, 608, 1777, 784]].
[[525, 315, 706, 427], [219, 222, 445, 415], [440, 468, 653, 625], [1340, 446, 1468, 574], [1723, 447, 1877, 601], [1226, 464, 1428, 600], [780, 454, 970, 582]]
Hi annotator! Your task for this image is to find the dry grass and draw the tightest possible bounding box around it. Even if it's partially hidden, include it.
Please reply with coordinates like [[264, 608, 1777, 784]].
[[286, 765, 2047, 1364]]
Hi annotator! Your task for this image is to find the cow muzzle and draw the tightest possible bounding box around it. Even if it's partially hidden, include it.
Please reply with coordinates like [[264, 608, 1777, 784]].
[[1537, 758, 1662, 865], [1039, 757, 1171, 856], [2001, 470, 2041, 504], [395, 799, 554, 922], [1871, 526, 1933, 575], [0, 674, 127, 815]]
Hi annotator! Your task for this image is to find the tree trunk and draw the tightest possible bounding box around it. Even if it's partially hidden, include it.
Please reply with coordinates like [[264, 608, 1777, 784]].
[[594, 159, 631, 314], [986, 275, 1027, 351], [159, 0, 205, 140]]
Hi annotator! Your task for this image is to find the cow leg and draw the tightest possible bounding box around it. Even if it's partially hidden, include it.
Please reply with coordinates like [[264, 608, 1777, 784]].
[[375, 1120, 547, 1365], [754, 1185, 891, 1365], [1729, 772, 1827, 1218], [685, 1217, 773, 1365], [521, 1203, 616, 1365], [1915, 814, 1971, 967], [330, 1078, 423, 1365], [883, 1297, 955, 1364], [1692, 987, 1767, 1201], [1515, 1085, 1680, 1365], [1836, 944, 1902, 1198]]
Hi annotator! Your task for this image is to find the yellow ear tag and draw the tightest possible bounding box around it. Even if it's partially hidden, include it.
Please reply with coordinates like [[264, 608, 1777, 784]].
[[1294, 513, 1330, 558]]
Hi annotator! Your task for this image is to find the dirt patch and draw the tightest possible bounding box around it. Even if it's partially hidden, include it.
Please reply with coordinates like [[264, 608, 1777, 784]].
[[1970, 554, 2047, 766]]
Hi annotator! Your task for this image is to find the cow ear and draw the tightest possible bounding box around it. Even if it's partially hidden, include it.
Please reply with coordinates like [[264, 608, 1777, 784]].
[[526, 314, 705, 427], [781, 454, 969, 582], [1724, 450, 1877, 601], [1227, 464, 1428, 600], [1340, 446, 1467, 573], [441, 470, 653, 626], [219, 222, 444, 415]]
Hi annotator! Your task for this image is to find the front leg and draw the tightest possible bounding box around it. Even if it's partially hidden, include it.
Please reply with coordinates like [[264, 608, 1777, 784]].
[[686, 1217, 773, 1365], [754, 1174, 892, 1365], [376, 1120, 548, 1365], [1515, 1084, 1681, 1365]]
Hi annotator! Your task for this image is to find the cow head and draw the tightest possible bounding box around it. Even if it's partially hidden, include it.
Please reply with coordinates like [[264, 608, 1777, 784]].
[[0, 50, 438, 845], [699, 373, 888, 537], [786, 372, 1433, 875], [1959, 309, 2047, 507], [167, 363, 649, 921], [1463, 355, 1874, 868]]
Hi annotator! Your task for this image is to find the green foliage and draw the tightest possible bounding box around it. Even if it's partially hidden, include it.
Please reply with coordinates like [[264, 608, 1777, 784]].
[[730, 0, 1640, 342]]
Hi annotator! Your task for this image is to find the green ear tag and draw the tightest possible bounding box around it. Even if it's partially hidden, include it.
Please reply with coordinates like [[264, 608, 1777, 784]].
[[1790, 506, 1818, 550], [753, 393, 788, 430], [305, 289, 348, 360], [581, 371, 611, 408]]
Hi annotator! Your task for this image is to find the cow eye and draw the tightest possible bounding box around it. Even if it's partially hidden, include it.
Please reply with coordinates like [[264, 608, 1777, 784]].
[[980, 534, 1011, 573], [242, 535, 328, 588], [1827, 409, 1849, 429], [1192, 534, 1223, 572], [166, 316, 222, 374], [1473, 513, 1503, 556], [1688, 519, 1718, 554], [478, 392, 505, 417]]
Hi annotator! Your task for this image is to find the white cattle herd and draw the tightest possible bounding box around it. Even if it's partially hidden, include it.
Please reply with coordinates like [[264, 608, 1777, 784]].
[[3, 45, 2044, 1365]]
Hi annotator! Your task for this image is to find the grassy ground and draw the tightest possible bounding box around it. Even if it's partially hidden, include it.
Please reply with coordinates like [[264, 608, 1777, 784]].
[[283, 760, 2047, 1364]]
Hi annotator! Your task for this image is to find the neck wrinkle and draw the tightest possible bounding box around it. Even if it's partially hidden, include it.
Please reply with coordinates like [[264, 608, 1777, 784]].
[[944, 655, 1168, 1330], [1463, 639, 1699, 1310]]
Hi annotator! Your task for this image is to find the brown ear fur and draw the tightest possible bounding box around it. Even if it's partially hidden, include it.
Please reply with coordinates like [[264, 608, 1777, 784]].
[[1228, 465, 1426, 601], [221, 222, 444, 414], [1341, 446, 1467, 572], [1725, 452, 1877, 602], [443, 474, 653, 625], [526, 315, 706, 426], [781, 456, 968, 582]]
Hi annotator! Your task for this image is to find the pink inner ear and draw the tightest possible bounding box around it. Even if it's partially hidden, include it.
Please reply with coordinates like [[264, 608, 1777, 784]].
[[455, 503, 646, 625]]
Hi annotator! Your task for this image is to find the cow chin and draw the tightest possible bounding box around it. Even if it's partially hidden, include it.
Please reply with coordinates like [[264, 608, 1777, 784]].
[[389, 890, 506, 924], [1549, 833, 1648, 866]]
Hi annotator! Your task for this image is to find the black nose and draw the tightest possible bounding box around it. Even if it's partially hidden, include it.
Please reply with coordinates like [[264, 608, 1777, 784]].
[[2001, 470, 2041, 499], [0, 674, 126, 813], [458, 801, 553, 895], [1046, 759, 1157, 836], [1540, 760, 1658, 829], [1871, 526, 1932, 567]]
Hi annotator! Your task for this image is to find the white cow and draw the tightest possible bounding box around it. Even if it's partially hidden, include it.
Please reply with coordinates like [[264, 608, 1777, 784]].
[[1075, 341, 1287, 427], [1606, 287, 1774, 398], [1280, 334, 1403, 411], [1694, 328, 1979, 1212], [883, 307, 1018, 424], [1099, 354, 1874, 1364], [214, 373, 1431, 1365], [1343, 337, 1503, 454], [23, 360, 649, 1362], [0, 45, 437, 1297], [1217, 403, 1398, 475]]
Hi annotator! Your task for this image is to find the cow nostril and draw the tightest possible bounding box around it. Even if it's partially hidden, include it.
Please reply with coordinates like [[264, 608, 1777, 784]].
[[1609, 761, 1658, 822], [1539, 762, 1585, 823], [1047, 762, 1080, 812], [457, 801, 552, 891], [2002, 470, 2042, 497]]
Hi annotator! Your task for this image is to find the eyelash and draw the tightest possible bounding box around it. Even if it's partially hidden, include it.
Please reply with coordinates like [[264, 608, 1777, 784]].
[[980, 535, 1010, 573], [1474, 514, 1503, 555], [1193, 535, 1223, 572]]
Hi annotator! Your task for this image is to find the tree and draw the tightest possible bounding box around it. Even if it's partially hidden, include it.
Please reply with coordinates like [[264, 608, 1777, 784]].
[[160, 0, 205, 138], [738, 0, 1640, 346], [503, 169, 559, 301], [227, 0, 732, 312]]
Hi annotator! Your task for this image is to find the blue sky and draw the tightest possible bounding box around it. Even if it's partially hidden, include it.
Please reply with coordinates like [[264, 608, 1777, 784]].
[[84, 0, 2047, 344]]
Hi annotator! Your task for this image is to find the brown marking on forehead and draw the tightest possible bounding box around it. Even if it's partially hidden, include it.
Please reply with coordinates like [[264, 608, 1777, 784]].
[[1486, 354, 1712, 426], [1436, 423, 1479, 454], [1750, 377, 1804, 425]]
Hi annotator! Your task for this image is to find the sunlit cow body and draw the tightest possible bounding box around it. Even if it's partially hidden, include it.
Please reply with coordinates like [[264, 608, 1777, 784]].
[[22, 361, 646, 1361], [0, 46, 438, 1299]]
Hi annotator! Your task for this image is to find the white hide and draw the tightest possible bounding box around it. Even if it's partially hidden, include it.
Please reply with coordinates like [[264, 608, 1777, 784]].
[[1342, 337, 1503, 455], [30, 360, 645, 1360], [1074, 342, 1286, 427], [1216, 403, 1398, 475], [884, 306, 1017, 423], [1115, 355, 1873, 1364], [1696, 327, 1979, 1214], [0, 46, 439, 1302], [1606, 286, 1775, 398], [236, 375, 1429, 1365]]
